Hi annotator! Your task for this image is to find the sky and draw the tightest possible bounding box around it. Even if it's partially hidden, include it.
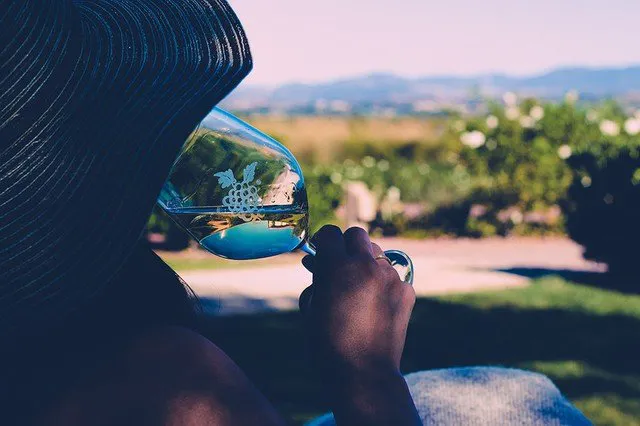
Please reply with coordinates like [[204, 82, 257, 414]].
[[229, 0, 639, 86]]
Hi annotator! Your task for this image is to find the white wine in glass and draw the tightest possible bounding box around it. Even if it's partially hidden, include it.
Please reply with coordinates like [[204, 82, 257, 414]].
[[157, 107, 413, 283]]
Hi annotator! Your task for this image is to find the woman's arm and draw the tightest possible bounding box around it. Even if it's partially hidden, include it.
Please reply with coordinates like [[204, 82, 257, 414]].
[[43, 326, 288, 426], [300, 226, 422, 425], [326, 365, 421, 425], [140, 327, 288, 426]]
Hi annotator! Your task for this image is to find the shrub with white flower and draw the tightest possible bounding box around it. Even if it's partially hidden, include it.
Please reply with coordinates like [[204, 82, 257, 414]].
[[565, 90, 579, 103], [460, 130, 486, 149], [519, 116, 535, 128], [361, 155, 376, 168], [510, 210, 524, 225], [586, 110, 598, 122], [386, 186, 401, 203], [530, 105, 544, 121], [377, 159, 390, 171], [486, 115, 499, 129], [505, 106, 520, 120], [347, 165, 364, 179], [600, 120, 620, 136], [503, 92, 517, 106], [558, 144, 572, 160], [624, 118, 640, 136]]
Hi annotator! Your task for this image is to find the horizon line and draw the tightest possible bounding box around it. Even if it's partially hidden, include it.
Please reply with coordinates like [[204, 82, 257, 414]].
[[240, 62, 640, 89]]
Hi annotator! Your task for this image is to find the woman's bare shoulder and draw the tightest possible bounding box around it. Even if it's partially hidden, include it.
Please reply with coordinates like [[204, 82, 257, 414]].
[[44, 326, 287, 426]]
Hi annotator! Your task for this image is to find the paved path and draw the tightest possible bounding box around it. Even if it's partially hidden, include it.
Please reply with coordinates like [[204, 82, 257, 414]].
[[179, 238, 605, 315]]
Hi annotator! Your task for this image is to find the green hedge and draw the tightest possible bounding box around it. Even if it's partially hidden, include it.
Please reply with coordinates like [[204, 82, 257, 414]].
[[563, 136, 640, 278], [148, 98, 640, 278]]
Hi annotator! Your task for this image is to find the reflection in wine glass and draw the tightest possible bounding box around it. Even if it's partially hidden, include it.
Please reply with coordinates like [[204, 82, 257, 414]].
[[157, 107, 413, 284]]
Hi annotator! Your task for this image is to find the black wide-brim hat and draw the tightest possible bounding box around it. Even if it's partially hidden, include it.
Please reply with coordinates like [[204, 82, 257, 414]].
[[0, 0, 251, 336]]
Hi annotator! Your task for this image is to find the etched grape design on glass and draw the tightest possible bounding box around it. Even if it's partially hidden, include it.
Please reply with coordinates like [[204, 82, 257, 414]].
[[157, 107, 413, 283], [215, 162, 263, 222]]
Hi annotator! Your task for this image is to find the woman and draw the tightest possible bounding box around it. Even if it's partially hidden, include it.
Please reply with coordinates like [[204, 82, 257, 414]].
[[0, 0, 591, 424]]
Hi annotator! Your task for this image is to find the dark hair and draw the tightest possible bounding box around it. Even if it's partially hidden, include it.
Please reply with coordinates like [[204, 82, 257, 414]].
[[1, 241, 200, 424]]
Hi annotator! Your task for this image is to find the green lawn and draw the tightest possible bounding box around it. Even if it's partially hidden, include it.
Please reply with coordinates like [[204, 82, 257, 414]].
[[160, 252, 299, 271], [163, 256, 246, 271], [197, 277, 640, 425]]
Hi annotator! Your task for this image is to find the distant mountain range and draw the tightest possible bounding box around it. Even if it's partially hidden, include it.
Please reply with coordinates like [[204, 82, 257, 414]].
[[221, 66, 640, 111]]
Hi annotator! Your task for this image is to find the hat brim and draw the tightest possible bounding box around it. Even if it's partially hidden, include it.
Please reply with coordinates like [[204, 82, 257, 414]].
[[0, 0, 252, 335]]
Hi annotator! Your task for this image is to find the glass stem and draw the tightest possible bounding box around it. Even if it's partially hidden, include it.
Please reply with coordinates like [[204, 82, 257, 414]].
[[299, 240, 316, 256]]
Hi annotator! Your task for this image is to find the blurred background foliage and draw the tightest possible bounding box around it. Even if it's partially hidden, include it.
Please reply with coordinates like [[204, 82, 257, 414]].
[[147, 97, 640, 277]]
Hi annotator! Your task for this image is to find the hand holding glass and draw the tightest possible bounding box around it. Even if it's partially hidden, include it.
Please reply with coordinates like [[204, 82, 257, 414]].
[[157, 108, 413, 284]]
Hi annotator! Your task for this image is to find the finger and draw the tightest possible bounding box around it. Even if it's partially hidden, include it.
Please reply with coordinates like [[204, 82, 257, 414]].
[[310, 224, 346, 259], [343, 226, 373, 257], [301, 255, 315, 273], [371, 243, 384, 258], [371, 243, 399, 275], [299, 285, 314, 314]]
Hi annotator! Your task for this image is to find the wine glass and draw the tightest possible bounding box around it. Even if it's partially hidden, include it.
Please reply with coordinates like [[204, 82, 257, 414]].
[[157, 107, 414, 284]]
